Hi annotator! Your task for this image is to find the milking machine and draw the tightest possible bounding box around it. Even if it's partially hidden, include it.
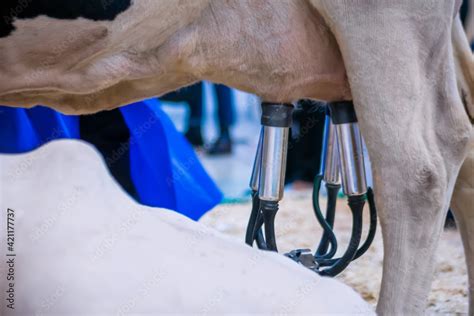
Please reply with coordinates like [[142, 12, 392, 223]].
[[245, 101, 377, 276]]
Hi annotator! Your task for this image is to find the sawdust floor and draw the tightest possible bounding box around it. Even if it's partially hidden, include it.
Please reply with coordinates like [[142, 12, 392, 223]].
[[200, 191, 468, 314]]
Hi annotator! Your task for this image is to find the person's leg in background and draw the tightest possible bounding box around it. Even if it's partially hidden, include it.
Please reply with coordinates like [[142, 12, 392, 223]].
[[80, 109, 139, 200], [207, 84, 235, 155], [160, 82, 204, 147]]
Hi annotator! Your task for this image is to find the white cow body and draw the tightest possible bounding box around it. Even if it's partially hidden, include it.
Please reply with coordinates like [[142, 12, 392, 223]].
[[0, 0, 473, 314], [0, 140, 372, 315]]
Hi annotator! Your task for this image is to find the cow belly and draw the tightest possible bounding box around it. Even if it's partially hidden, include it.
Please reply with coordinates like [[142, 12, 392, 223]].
[[0, 0, 349, 113], [184, 0, 350, 103], [0, 0, 211, 113]]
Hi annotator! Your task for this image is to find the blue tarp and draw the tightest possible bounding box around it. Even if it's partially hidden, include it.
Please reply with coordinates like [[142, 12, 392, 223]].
[[0, 100, 222, 220], [0, 106, 79, 153]]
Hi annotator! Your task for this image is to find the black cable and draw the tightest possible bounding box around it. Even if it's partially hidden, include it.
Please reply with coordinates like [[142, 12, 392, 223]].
[[351, 187, 377, 261], [312, 175, 338, 259], [316, 188, 377, 267], [253, 209, 267, 250], [318, 195, 364, 277], [244, 190, 268, 249], [315, 182, 340, 257], [261, 200, 279, 252], [245, 190, 260, 246]]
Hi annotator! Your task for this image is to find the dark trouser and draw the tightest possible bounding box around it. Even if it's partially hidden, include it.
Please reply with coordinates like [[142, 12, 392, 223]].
[[161, 82, 204, 130], [79, 109, 138, 199], [160, 82, 234, 136], [215, 84, 235, 135]]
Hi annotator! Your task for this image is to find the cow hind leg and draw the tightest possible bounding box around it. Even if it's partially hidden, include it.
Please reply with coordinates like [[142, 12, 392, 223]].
[[451, 132, 474, 315], [313, 1, 473, 314]]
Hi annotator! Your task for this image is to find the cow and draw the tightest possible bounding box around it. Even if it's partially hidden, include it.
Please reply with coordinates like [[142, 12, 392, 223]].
[[0, 140, 372, 315], [0, 0, 473, 314]]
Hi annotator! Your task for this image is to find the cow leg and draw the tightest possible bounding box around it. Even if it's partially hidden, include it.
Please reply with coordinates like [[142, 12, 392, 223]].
[[451, 133, 474, 314], [313, 1, 473, 314]]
